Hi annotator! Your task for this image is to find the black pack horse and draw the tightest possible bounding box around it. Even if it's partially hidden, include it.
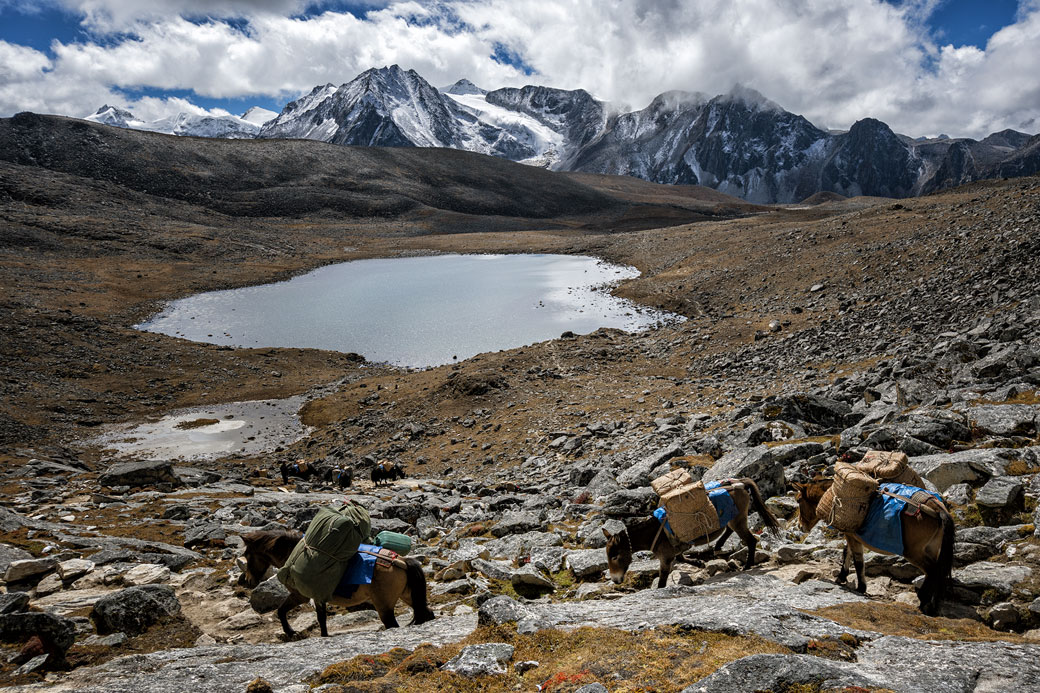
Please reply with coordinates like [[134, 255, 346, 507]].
[[372, 461, 405, 486], [280, 459, 319, 484], [321, 466, 354, 489], [604, 477, 782, 587], [239, 530, 434, 639]]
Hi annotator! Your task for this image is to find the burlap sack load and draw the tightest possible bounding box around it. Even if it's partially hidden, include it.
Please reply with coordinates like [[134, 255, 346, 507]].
[[855, 450, 924, 488], [651, 468, 719, 542], [817, 462, 878, 532]]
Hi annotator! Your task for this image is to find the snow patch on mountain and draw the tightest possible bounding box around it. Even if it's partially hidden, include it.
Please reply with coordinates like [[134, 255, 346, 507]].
[[241, 106, 278, 126], [85, 105, 260, 138]]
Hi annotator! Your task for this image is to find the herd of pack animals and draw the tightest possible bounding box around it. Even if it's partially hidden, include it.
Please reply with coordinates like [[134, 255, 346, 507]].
[[242, 451, 956, 641]]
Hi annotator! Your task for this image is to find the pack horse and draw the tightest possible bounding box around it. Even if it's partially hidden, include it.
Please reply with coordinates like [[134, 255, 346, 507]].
[[604, 476, 781, 588]]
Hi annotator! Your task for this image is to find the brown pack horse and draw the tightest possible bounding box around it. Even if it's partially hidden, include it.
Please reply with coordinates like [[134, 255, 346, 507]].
[[239, 530, 435, 639], [792, 479, 955, 616], [604, 477, 782, 588]]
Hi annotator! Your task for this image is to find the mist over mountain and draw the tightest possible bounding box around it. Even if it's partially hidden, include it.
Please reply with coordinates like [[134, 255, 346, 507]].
[[86, 66, 1039, 203]]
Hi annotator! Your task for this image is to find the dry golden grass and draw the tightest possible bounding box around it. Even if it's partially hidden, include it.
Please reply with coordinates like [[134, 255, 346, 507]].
[[307, 625, 791, 693], [808, 602, 1026, 643]]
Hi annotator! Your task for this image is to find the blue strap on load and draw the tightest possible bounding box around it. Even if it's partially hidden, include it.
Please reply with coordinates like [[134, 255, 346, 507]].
[[855, 483, 944, 555], [704, 480, 738, 528], [652, 506, 674, 538], [332, 543, 381, 598]]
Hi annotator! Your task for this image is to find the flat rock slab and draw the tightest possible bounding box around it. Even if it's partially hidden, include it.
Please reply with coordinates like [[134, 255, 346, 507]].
[[684, 635, 1040, 692], [4, 614, 479, 693], [522, 573, 872, 651]]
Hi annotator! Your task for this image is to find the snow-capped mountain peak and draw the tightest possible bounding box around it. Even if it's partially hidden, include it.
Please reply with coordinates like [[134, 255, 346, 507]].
[[240, 106, 278, 126], [442, 79, 486, 96]]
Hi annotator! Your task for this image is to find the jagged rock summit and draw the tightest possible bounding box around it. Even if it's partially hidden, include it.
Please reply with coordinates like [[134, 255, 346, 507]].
[[84, 67, 1038, 202]]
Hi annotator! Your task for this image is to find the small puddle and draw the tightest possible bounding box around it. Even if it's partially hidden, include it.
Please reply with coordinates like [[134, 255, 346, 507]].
[[93, 395, 310, 462]]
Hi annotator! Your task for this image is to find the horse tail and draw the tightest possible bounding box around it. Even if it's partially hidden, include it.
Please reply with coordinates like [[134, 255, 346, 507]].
[[933, 507, 956, 600], [744, 478, 782, 537], [404, 558, 435, 625]]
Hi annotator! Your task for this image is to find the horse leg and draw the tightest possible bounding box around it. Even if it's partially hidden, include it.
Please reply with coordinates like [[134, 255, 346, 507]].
[[657, 555, 675, 588], [731, 520, 758, 571], [376, 602, 400, 629], [316, 601, 329, 637], [712, 527, 733, 554], [835, 542, 850, 585], [846, 537, 867, 593], [276, 591, 310, 640]]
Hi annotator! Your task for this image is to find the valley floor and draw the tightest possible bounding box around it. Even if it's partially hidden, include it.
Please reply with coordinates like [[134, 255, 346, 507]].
[[2, 172, 1040, 691]]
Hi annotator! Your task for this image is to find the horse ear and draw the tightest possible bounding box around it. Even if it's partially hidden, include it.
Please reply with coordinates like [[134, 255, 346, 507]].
[[791, 482, 804, 495], [602, 528, 612, 539]]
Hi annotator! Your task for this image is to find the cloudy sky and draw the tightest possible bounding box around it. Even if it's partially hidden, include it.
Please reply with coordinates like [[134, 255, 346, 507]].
[[0, 0, 1037, 138]]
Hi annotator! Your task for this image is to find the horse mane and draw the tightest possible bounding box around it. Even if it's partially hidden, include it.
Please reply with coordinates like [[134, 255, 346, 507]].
[[802, 479, 833, 504], [243, 529, 301, 553]]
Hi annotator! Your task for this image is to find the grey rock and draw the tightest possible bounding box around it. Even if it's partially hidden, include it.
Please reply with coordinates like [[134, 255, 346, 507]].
[[910, 453, 983, 491], [249, 576, 290, 613], [975, 476, 1025, 509], [602, 488, 657, 516], [99, 460, 182, 488], [14, 654, 51, 676], [470, 558, 512, 582], [967, 404, 1039, 437], [618, 442, 684, 488], [0, 592, 31, 615], [575, 684, 609, 693], [527, 546, 568, 573], [57, 558, 95, 582], [4, 557, 57, 584], [957, 525, 1026, 550], [491, 511, 546, 538], [585, 469, 621, 498], [944, 483, 972, 505], [0, 611, 76, 652], [683, 653, 874, 692], [703, 446, 784, 498], [442, 642, 514, 677], [184, 522, 226, 549], [0, 542, 33, 575], [565, 549, 608, 579], [91, 585, 182, 635], [953, 563, 1033, 600], [477, 595, 531, 626], [511, 564, 554, 590]]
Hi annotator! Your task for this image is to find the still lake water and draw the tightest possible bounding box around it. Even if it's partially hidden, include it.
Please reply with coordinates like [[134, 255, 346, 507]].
[[138, 254, 680, 368]]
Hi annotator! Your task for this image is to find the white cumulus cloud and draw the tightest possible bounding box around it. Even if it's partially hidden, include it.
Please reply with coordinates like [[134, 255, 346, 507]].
[[0, 0, 1036, 138]]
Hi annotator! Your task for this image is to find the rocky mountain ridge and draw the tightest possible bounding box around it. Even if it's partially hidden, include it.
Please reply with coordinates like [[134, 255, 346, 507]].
[[85, 65, 1039, 202]]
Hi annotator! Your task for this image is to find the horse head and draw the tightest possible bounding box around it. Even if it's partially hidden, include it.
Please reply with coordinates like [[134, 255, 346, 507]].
[[602, 527, 632, 584], [238, 531, 281, 588], [791, 479, 831, 533]]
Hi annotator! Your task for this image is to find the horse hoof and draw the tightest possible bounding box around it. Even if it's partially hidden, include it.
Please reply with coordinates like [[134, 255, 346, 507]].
[[279, 631, 305, 642]]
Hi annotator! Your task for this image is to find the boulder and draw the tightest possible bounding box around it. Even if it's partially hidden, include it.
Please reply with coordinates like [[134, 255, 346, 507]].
[[617, 443, 684, 488], [477, 595, 532, 626], [974, 477, 1025, 510], [566, 549, 608, 579], [91, 584, 182, 635], [442, 642, 514, 677], [703, 446, 784, 499], [910, 454, 982, 491], [470, 559, 512, 582], [0, 593, 30, 615], [0, 611, 76, 654], [98, 460, 182, 488], [967, 404, 1039, 437], [57, 558, 95, 582], [491, 511, 546, 538], [4, 558, 57, 584], [602, 488, 657, 516], [122, 563, 172, 586], [761, 393, 852, 430], [184, 522, 226, 549], [683, 653, 874, 692], [249, 575, 290, 613], [511, 564, 554, 590]]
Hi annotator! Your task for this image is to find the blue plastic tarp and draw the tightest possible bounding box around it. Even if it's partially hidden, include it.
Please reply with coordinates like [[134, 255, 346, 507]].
[[855, 483, 944, 555], [332, 542, 380, 598]]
